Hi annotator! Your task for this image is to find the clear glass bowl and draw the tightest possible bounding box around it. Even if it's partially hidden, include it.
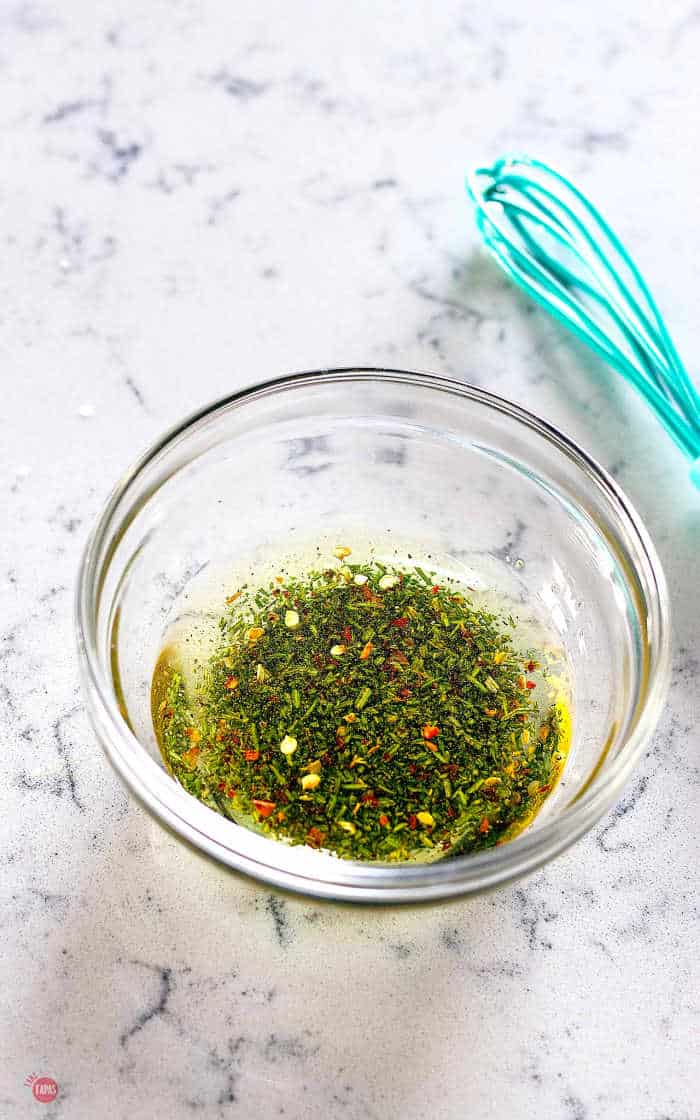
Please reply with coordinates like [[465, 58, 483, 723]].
[[76, 369, 670, 903]]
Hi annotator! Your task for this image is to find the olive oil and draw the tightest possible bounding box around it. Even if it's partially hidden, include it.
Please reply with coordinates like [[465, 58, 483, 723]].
[[152, 544, 572, 861]]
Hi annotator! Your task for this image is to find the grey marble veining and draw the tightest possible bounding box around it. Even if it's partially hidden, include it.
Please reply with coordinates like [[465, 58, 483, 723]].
[[1, 2, 698, 1117]]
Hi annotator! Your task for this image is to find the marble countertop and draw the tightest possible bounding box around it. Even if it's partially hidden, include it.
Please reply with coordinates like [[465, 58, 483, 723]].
[[2, 2, 698, 1117]]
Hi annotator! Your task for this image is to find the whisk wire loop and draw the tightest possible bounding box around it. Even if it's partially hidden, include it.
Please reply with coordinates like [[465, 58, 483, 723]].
[[467, 156, 700, 482]]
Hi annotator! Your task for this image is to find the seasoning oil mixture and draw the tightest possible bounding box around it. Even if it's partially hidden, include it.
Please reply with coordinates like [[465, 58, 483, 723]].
[[152, 548, 571, 861]]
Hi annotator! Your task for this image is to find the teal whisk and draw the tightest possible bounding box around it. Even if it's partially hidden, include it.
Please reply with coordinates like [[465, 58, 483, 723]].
[[466, 156, 700, 489]]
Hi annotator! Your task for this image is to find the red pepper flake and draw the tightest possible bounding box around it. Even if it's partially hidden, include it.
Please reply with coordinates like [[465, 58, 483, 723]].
[[181, 746, 201, 770], [342, 625, 353, 643], [227, 788, 237, 799], [422, 724, 440, 740], [392, 617, 409, 628], [431, 585, 441, 595], [378, 814, 390, 828], [447, 805, 456, 819], [225, 676, 239, 691], [408, 814, 418, 831], [252, 799, 276, 818], [526, 660, 536, 672], [306, 826, 325, 848], [218, 781, 226, 791], [479, 817, 490, 834], [526, 680, 536, 690], [244, 749, 260, 761], [361, 583, 382, 605], [361, 791, 379, 807], [398, 686, 412, 699], [382, 751, 392, 762], [408, 763, 417, 776]]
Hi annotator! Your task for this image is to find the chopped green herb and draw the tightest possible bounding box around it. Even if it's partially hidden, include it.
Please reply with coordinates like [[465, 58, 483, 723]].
[[153, 554, 570, 861]]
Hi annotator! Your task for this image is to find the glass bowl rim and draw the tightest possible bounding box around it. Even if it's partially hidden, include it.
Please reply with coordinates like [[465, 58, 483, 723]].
[[75, 367, 671, 903]]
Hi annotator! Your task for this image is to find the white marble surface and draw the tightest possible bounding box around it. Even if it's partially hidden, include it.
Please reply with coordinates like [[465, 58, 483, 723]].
[[1, 2, 698, 1117]]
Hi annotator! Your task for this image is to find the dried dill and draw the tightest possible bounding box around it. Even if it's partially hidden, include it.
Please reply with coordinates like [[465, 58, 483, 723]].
[[154, 552, 568, 861]]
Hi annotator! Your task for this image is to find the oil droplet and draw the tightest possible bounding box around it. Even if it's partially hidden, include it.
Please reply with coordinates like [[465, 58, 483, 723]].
[[78, 403, 95, 418], [514, 558, 525, 570]]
